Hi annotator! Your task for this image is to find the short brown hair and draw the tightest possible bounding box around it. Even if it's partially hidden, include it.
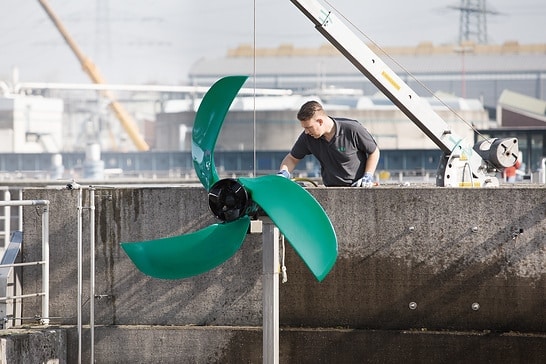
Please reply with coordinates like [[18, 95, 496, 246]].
[[297, 101, 323, 121]]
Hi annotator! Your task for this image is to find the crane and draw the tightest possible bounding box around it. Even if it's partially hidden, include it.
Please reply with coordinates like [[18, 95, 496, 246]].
[[38, 0, 150, 151], [290, 0, 519, 187]]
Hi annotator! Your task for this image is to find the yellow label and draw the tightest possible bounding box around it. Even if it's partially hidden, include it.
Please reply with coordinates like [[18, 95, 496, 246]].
[[458, 181, 481, 187], [381, 70, 401, 91]]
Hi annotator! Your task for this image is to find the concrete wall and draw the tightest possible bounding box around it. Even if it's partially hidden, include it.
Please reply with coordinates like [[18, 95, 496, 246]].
[[0, 328, 65, 363], [12, 185, 546, 362]]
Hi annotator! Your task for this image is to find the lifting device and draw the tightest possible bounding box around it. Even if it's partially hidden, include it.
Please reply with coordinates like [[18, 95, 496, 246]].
[[290, 0, 519, 187]]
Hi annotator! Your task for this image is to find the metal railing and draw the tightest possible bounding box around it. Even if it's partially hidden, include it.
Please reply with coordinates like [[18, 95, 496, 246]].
[[0, 188, 23, 251], [0, 199, 50, 328]]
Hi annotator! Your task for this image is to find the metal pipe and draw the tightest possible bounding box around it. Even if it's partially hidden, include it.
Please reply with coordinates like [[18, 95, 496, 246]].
[[0, 200, 50, 207], [77, 188, 83, 364], [3, 190, 10, 249], [89, 187, 96, 364], [18, 189, 23, 232], [262, 222, 280, 364], [41, 201, 50, 325], [71, 185, 97, 363], [0, 261, 46, 268], [0, 292, 45, 301]]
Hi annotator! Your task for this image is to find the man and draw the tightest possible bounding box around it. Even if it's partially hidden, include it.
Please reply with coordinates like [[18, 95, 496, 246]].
[[503, 159, 522, 183], [278, 100, 380, 187]]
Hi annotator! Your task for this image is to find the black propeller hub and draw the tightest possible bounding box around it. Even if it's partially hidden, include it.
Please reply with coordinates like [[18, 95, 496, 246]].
[[208, 178, 251, 222]]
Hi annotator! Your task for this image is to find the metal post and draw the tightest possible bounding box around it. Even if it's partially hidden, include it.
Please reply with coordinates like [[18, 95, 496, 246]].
[[18, 189, 23, 232], [77, 188, 83, 364], [4, 190, 10, 249], [89, 187, 95, 364], [41, 202, 50, 325], [263, 222, 280, 364]]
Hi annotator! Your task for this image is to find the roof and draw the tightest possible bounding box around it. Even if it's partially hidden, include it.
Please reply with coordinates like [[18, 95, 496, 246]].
[[189, 42, 546, 77], [499, 90, 546, 115]]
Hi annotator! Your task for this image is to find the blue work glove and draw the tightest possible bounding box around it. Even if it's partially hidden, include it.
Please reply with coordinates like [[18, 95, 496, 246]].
[[351, 172, 374, 187], [277, 170, 290, 179]]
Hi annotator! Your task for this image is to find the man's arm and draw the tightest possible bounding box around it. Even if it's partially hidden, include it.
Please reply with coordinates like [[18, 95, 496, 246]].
[[365, 147, 380, 175], [351, 146, 381, 187], [279, 153, 301, 175]]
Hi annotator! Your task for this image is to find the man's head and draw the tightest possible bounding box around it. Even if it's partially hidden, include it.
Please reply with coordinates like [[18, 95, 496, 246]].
[[297, 101, 329, 139], [297, 100, 323, 121]]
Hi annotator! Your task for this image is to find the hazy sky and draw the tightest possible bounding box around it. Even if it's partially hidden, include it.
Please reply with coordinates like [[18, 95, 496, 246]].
[[0, 0, 544, 85]]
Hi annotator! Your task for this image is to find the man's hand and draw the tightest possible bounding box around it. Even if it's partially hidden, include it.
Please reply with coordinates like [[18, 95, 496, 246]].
[[351, 172, 374, 187], [277, 170, 290, 179]]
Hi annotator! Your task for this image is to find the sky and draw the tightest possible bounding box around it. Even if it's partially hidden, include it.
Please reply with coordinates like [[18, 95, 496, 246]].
[[0, 0, 544, 85]]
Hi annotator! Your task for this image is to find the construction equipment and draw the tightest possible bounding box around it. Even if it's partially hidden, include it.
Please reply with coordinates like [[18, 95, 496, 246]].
[[38, 0, 149, 151], [290, 0, 519, 187]]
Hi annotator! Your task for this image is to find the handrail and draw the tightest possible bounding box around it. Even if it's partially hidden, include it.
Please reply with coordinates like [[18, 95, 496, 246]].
[[0, 199, 50, 327], [1, 292, 45, 300], [1, 189, 10, 249], [0, 261, 46, 268]]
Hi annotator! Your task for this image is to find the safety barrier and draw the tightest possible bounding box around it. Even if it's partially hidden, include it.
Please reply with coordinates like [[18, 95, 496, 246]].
[[0, 199, 50, 328]]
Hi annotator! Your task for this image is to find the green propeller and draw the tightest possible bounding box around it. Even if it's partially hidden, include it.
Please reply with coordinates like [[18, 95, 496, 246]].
[[192, 75, 247, 191], [239, 175, 337, 281], [121, 75, 337, 281], [121, 217, 250, 279]]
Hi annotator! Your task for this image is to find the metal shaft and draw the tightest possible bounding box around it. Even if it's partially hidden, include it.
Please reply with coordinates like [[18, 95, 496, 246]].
[[263, 222, 280, 364]]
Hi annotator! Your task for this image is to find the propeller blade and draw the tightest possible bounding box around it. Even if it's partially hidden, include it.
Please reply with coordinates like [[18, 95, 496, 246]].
[[121, 216, 250, 279], [238, 175, 337, 281], [192, 75, 249, 190]]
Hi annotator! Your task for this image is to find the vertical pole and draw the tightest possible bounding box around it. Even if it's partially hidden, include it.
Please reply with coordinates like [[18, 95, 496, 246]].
[[77, 188, 83, 364], [461, 49, 466, 98], [263, 222, 279, 364], [41, 202, 50, 325], [89, 187, 96, 364], [18, 189, 23, 232], [4, 190, 10, 249]]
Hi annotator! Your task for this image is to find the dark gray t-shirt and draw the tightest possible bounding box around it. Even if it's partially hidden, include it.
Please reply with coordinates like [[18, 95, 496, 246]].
[[290, 117, 377, 186]]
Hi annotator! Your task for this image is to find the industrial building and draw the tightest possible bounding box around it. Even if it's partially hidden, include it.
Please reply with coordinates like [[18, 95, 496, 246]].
[[188, 41, 546, 113], [0, 41, 545, 181], [177, 41, 546, 178]]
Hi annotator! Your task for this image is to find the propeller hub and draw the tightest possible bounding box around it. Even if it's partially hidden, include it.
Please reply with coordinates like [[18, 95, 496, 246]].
[[208, 178, 250, 222]]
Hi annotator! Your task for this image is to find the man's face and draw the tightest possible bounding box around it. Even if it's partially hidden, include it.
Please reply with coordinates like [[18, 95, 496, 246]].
[[300, 116, 323, 139]]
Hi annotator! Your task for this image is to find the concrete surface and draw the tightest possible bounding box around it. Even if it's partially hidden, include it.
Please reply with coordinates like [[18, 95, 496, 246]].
[[5, 184, 546, 362], [67, 325, 546, 364], [0, 327, 66, 364]]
